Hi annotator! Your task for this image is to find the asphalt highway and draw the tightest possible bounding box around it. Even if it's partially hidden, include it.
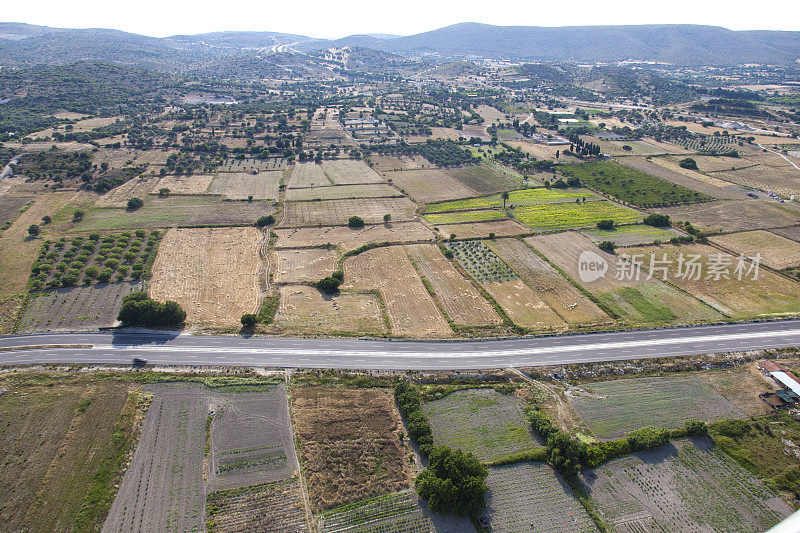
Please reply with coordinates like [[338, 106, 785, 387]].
[[2, 320, 800, 370]]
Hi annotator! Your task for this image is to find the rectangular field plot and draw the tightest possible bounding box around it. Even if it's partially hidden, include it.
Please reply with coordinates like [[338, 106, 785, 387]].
[[425, 187, 597, 214], [422, 388, 541, 462], [274, 222, 435, 253], [580, 224, 682, 246], [209, 385, 298, 489], [0, 196, 31, 225], [207, 171, 282, 200], [287, 162, 332, 188], [511, 201, 642, 232], [83, 196, 274, 231], [447, 165, 521, 194], [633, 243, 800, 318], [322, 159, 385, 184], [424, 210, 506, 225], [486, 463, 596, 533], [343, 246, 451, 337], [581, 439, 792, 532], [571, 376, 744, 439], [385, 169, 479, 203], [206, 478, 309, 533], [405, 244, 501, 327], [17, 281, 139, 333], [220, 157, 286, 172], [370, 155, 431, 172], [103, 386, 209, 533], [283, 197, 416, 226], [149, 227, 262, 326], [292, 387, 412, 512], [94, 176, 158, 208], [488, 238, 609, 325], [285, 183, 401, 201], [152, 173, 215, 195], [274, 248, 338, 284], [656, 200, 799, 234], [432, 219, 531, 239], [710, 230, 800, 270], [275, 286, 386, 336], [318, 490, 432, 533], [526, 232, 723, 324], [713, 164, 800, 197]]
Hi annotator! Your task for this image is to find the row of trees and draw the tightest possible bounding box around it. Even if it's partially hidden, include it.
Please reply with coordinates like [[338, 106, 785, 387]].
[[117, 292, 186, 327]]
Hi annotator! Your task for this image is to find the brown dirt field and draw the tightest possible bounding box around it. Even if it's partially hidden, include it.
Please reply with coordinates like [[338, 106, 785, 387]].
[[342, 246, 452, 337], [281, 197, 417, 227], [384, 169, 479, 203], [274, 222, 435, 252], [291, 387, 412, 512], [94, 176, 158, 208], [287, 162, 332, 188], [149, 227, 262, 326], [152, 174, 214, 195], [697, 364, 775, 417], [710, 230, 800, 270], [432, 219, 531, 239], [488, 238, 609, 325], [771, 225, 800, 243], [370, 155, 431, 172], [285, 183, 401, 202], [0, 375, 138, 533], [483, 278, 567, 331], [0, 190, 78, 299], [0, 195, 32, 224], [322, 160, 385, 185], [712, 164, 800, 197], [274, 248, 338, 284], [656, 200, 800, 234], [207, 171, 282, 200], [275, 285, 386, 335], [405, 243, 501, 326], [633, 243, 800, 318]]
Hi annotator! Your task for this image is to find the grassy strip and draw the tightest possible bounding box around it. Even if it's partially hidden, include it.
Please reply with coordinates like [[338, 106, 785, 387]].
[[205, 413, 213, 456], [394, 382, 434, 458], [257, 293, 280, 324], [485, 446, 547, 466], [72, 390, 147, 532]]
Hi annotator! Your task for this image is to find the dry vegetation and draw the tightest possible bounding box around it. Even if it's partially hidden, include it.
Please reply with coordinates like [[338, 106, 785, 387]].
[[275, 285, 386, 335], [152, 173, 215, 195], [291, 387, 412, 512], [657, 200, 800, 233], [207, 171, 282, 200], [282, 197, 416, 226], [274, 222, 434, 252], [322, 159, 385, 185], [273, 248, 338, 284], [149, 227, 262, 326], [384, 169, 479, 203], [432, 219, 531, 239], [285, 183, 400, 201], [94, 176, 158, 207], [287, 162, 331, 188], [710, 230, 800, 269]]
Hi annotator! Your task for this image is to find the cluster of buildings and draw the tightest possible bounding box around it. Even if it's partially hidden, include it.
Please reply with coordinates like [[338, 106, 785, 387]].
[[759, 360, 800, 409]]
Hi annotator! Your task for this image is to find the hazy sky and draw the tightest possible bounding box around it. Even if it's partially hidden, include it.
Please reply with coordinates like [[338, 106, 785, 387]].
[[4, 0, 799, 38]]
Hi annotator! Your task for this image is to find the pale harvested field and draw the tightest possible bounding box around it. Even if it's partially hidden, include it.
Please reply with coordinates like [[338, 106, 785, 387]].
[[274, 248, 338, 283], [657, 200, 799, 234], [275, 285, 386, 335], [322, 160, 385, 185], [483, 279, 566, 330], [619, 156, 741, 200], [713, 164, 800, 197], [405, 244, 501, 326], [488, 238, 609, 325], [370, 155, 431, 172], [149, 227, 262, 326], [152, 173, 214, 195], [28, 116, 121, 138], [285, 183, 401, 202], [526, 232, 723, 324], [288, 162, 332, 188], [594, 138, 688, 157], [343, 246, 452, 337], [693, 155, 754, 172], [649, 156, 737, 188], [94, 176, 158, 207], [428, 127, 464, 141], [506, 141, 577, 161], [634, 243, 800, 318], [274, 222, 435, 252], [385, 169, 479, 203], [432, 219, 531, 239], [475, 105, 507, 124], [93, 148, 176, 169], [207, 171, 282, 200], [282, 197, 417, 226], [710, 230, 800, 269], [772, 225, 800, 243]]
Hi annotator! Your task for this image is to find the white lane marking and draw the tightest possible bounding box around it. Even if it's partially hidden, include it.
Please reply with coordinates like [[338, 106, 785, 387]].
[[87, 328, 800, 360]]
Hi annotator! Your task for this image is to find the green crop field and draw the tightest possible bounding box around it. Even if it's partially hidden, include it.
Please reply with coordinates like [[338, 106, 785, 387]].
[[511, 200, 641, 231], [425, 187, 596, 213], [559, 161, 712, 207], [422, 388, 540, 462], [424, 210, 506, 225], [571, 376, 745, 439], [318, 490, 432, 533]]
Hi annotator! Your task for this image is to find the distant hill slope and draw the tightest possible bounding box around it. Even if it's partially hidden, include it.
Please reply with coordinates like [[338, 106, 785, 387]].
[[0, 22, 799, 68]]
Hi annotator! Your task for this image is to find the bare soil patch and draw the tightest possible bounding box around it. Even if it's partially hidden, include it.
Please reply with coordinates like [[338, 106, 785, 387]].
[[274, 248, 338, 284], [275, 285, 386, 335], [282, 197, 416, 227]]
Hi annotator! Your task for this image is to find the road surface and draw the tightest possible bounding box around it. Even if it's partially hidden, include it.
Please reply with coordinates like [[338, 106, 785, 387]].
[[2, 320, 800, 370]]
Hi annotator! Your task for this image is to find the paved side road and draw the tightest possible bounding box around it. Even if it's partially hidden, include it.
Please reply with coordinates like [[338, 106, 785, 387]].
[[2, 320, 800, 370]]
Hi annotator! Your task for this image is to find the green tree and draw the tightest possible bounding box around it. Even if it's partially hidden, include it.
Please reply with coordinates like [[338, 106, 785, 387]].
[[27, 224, 40, 236], [241, 314, 257, 328], [501, 191, 510, 210], [415, 446, 487, 516], [256, 215, 275, 227], [598, 241, 616, 253], [127, 197, 144, 210], [348, 216, 365, 228]]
